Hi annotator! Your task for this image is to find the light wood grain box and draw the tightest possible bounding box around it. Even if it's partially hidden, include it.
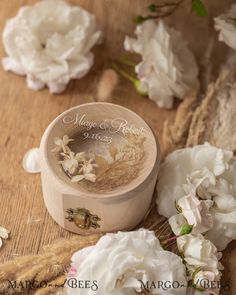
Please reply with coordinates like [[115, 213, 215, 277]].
[[40, 102, 161, 234]]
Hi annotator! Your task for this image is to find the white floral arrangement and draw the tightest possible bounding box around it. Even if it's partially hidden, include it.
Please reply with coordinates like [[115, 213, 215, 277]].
[[66, 229, 223, 295], [156, 143, 236, 251], [2, 0, 102, 94], [52, 135, 97, 183], [66, 229, 188, 295], [214, 5, 236, 51], [124, 20, 199, 109]]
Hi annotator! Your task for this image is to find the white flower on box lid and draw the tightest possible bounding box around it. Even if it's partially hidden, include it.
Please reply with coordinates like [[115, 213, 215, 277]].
[[71, 159, 97, 183], [51, 135, 74, 153], [214, 5, 236, 51], [124, 20, 198, 109], [2, 0, 102, 93], [59, 151, 86, 175]]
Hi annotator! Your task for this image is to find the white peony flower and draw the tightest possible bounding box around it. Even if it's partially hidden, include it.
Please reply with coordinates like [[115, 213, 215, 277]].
[[177, 234, 222, 295], [156, 143, 236, 250], [214, 5, 236, 51], [124, 20, 198, 109], [2, 0, 102, 93], [66, 229, 187, 295]]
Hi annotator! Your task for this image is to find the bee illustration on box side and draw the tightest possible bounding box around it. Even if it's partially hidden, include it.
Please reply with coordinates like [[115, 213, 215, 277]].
[[66, 208, 101, 229]]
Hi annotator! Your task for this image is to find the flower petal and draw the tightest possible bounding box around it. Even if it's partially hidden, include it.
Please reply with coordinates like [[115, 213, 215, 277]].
[[0, 226, 9, 240], [22, 148, 41, 174], [71, 175, 84, 183]]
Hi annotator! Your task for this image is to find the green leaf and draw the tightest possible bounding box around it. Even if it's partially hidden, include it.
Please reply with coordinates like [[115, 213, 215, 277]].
[[192, 0, 208, 17], [180, 224, 193, 235], [134, 15, 146, 24], [148, 4, 157, 12]]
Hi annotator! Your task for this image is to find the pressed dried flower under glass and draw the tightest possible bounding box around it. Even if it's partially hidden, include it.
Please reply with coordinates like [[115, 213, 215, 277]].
[[40, 103, 160, 234]]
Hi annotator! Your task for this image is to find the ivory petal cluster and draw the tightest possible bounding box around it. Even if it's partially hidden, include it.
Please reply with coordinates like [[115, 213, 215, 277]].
[[214, 5, 236, 51], [0, 226, 9, 248], [124, 20, 198, 109], [2, 0, 102, 93], [178, 234, 223, 295], [66, 229, 187, 295], [156, 143, 236, 250]]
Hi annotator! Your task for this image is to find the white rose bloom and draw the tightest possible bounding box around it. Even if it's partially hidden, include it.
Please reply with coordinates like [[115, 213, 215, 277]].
[[66, 229, 187, 295], [192, 270, 221, 295], [206, 175, 236, 250], [214, 5, 236, 51], [169, 193, 213, 235], [2, 0, 102, 93], [124, 20, 198, 109], [156, 143, 236, 250], [177, 234, 222, 295], [177, 234, 222, 273]]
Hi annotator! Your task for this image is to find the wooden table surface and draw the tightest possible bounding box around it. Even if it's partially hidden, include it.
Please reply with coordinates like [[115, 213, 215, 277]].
[[0, 0, 234, 277]]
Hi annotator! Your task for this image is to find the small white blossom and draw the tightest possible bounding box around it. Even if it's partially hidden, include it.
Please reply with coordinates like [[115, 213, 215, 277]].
[[75, 152, 86, 162], [51, 135, 74, 153], [124, 20, 198, 109], [0, 226, 10, 248], [71, 159, 97, 183], [156, 143, 236, 250], [193, 270, 220, 295], [59, 151, 79, 175], [177, 234, 222, 295], [2, 0, 102, 93], [214, 5, 236, 51], [66, 229, 187, 295], [169, 193, 213, 235], [52, 135, 98, 183]]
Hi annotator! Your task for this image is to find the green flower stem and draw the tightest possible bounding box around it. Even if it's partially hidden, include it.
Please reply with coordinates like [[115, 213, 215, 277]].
[[112, 62, 137, 83], [116, 57, 136, 68], [112, 62, 147, 96]]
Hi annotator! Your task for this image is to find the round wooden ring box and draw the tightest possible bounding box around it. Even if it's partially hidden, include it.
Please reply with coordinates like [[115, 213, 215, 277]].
[[40, 102, 161, 234]]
